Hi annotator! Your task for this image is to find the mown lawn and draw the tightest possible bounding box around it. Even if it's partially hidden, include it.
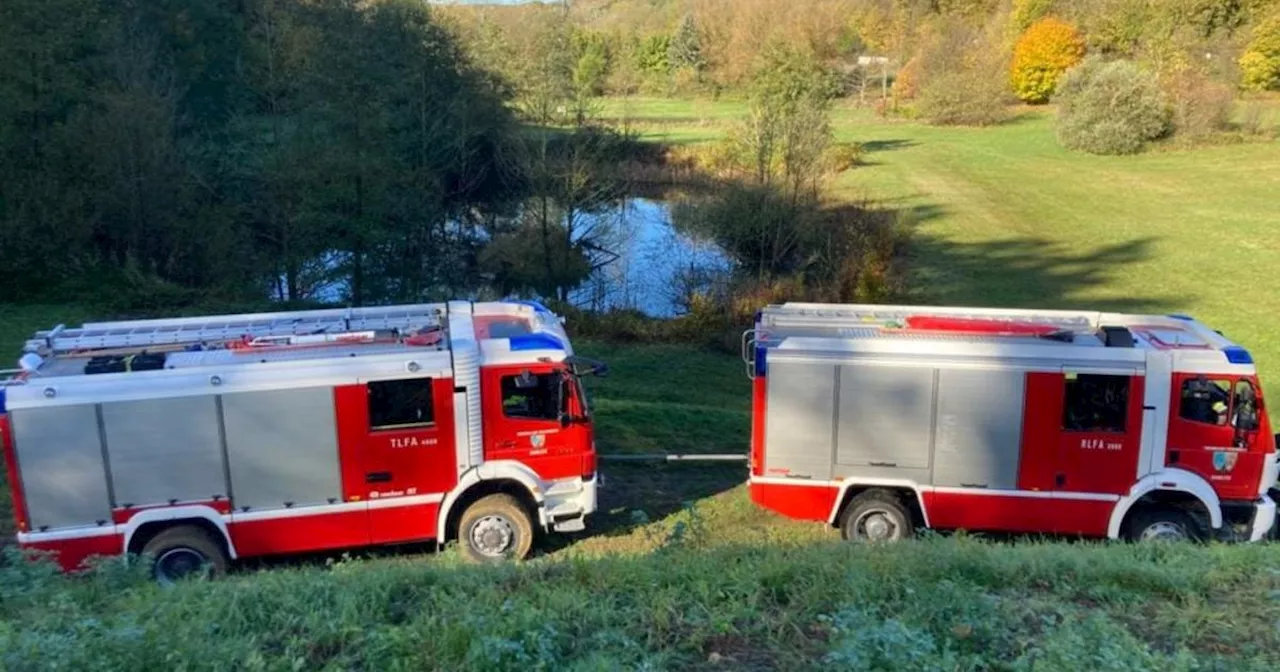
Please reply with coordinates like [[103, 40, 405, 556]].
[[602, 96, 1280, 398], [3, 530, 1279, 669]]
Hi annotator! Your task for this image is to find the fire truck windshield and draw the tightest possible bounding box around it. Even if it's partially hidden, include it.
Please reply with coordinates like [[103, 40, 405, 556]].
[[1180, 376, 1262, 432]]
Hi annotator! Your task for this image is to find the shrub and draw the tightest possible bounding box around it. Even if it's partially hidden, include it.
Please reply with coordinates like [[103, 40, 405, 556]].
[[1239, 15, 1280, 91], [1056, 57, 1171, 155], [892, 55, 924, 101], [1163, 68, 1234, 140], [908, 21, 1011, 126], [918, 65, 1011, 126], [825, 142, 865, 172], [1010, 17, 1087, 103]]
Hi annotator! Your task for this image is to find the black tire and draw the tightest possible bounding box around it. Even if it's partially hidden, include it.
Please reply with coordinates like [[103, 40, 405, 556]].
[[1123, 508, 1203, 543], [140, 525, 228, 585], [458, 494, 534, 563], [838, 490, 913, 542]]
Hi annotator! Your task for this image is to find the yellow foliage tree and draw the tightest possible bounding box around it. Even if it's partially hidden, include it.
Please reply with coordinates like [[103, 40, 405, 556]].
[[1239, 15, 1280, 91], [1010, 17, 1086, 103]]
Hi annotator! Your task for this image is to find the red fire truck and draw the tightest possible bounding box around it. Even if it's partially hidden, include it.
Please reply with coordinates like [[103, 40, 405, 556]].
[[1, 301, 601, 579], [745, 303, 1279, 543]]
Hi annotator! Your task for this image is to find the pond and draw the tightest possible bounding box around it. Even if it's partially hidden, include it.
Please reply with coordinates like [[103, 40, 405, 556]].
[[569, 198, 731, 318], [278, 198, 731, 318]]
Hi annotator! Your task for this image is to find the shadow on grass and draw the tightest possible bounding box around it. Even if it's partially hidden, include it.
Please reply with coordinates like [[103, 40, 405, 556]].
[[861, 138, 917, 153], [854, 140, 919, 167], [608, 115, 710, 126], [908, 233, 1168, 313], [547, 462, 748, 551]]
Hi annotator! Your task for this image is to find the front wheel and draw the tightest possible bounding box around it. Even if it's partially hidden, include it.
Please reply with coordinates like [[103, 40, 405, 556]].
[[140, 525, 228, 585], [839, 491, 913, 543], [1123, 508, 1202, 543], [458, 494, 534, 563]]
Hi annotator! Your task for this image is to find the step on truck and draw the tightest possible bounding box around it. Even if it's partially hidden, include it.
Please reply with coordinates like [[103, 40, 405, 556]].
[[1, 300, 601, 580], [744, 303, 1279, 543]]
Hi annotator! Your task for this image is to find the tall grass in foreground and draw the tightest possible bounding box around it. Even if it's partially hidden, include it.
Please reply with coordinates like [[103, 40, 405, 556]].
[[2, 536, 1277, 670]]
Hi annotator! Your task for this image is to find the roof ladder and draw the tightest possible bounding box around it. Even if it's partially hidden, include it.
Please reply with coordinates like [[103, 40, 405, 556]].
[[24, 304, 447, 355], [758, 303, 1099, 332]]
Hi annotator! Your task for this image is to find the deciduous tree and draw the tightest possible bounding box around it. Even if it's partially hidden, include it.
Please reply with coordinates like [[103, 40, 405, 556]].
[[1010, 17, 1086, 103]]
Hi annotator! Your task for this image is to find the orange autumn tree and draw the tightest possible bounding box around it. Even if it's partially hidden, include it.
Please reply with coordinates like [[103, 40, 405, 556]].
[[1010, 17, 1086, 103]]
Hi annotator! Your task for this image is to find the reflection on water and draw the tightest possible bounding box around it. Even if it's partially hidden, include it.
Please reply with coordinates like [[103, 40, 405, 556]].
[[278, 198, 730, 317], [571, 198, 731, 318]]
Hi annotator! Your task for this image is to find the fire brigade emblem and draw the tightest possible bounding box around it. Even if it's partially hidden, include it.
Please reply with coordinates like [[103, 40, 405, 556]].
[[531, 433, 546, 449], [1212, 451, 1238, 473]]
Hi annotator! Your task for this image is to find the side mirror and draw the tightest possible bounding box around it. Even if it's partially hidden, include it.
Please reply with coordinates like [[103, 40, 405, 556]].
[[559, 412, 571, 429], [564, 355, 608, 378]]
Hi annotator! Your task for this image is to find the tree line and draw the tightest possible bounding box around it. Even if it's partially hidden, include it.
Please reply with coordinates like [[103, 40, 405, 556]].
[[0, 0, 632, 310], [444, 0, 1280, 96], [444, 0, 1280, 155]]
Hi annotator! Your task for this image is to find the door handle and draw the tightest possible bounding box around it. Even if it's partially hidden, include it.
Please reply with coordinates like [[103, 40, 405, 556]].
[[1054, 473, 1066, 487], [366, 471, 392, 483], [1169, 450, 1180, 464], [497, 440, 516, 449]]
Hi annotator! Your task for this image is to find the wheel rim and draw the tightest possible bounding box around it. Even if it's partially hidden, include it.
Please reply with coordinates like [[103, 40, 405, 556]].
[[1139, 521, 1188, 542], [854, 508, 901, 542], [469, 515, 516, 557], [154, 548, 210, 584]]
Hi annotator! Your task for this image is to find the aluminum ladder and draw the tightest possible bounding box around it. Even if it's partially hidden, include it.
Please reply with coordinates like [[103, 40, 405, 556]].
[[24, 303, 448, 355], [757, 302, 1101, 331]]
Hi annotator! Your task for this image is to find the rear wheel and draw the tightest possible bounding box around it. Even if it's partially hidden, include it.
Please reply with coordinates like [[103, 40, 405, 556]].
[[839, 491, 913, 543], [140, 525, 228, 585], [1124, 508, 1202, 543], [458, 494, 534, 563]]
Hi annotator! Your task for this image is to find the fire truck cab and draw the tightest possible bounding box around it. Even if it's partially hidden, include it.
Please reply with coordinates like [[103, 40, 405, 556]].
[[745, 303, 1279, 543], [1, 300, 600, 579]]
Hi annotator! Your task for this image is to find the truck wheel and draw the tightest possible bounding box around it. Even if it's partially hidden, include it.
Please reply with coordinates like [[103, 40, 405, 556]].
[[839, 491, 913, 543], [458, 494, 534, 563], [1124, 508, 1202, 543], [141, 525, 228, 585]]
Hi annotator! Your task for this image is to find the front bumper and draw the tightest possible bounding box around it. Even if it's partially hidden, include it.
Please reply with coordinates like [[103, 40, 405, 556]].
[[1249, 493, 1276, 542], [1219, 492, 1277, 542], [543, 475, 598, 533]]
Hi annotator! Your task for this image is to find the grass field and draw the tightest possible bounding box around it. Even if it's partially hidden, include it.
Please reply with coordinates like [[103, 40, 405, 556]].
[[3, 101, 1280, 668], [2, 305, 1280, 668], [604, 96, 1280, 397], [3, 305, 1280, 669]]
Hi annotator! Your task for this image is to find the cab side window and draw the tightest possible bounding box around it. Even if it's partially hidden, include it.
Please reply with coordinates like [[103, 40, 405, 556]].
[[501, 373, 562, 421], [1179, 378, 1231, 426], [1063, 374, 1129, 432], [1232, 379, 1260, 431], [369, 378, 435, 430]]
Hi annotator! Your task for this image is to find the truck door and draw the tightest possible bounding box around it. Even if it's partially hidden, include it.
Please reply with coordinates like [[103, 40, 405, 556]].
[[481, 364, 591, 481], [1019, 371, 1143, 535], [1167, 374, 1270, 501], [1057, 372, 1145, 494], [339, 376, 456, 545]]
